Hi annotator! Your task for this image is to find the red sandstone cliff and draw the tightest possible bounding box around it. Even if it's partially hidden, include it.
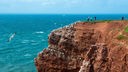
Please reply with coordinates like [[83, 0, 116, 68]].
[[35, 21, 128, 72]]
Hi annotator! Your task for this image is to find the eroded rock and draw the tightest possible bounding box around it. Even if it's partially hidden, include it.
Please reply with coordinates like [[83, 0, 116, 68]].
[[35, 21, 128, 72]]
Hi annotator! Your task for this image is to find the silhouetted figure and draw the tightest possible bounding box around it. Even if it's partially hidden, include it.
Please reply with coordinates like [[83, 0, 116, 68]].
[[122, 16, 124, 20], [94, 17, 96, 21], [90, 17, 93, 21], [87, 17, 90, 22]]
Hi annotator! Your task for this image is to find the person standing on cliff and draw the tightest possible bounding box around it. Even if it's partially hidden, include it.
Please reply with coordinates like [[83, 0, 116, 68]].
[[122, 16, 124, 20], [93, 16, 97, 24], [94, 17, 96, 21], [87, 17, 90, 22], [90, 17, 93, 21]]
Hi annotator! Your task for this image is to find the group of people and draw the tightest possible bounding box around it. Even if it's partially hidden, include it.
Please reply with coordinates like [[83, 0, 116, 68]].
[[87, 16, 97, 22], [86, 16, 125, 22]]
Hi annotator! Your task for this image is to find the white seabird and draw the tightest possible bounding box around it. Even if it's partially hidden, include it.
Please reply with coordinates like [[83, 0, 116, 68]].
[[8, 32, 16, 42]]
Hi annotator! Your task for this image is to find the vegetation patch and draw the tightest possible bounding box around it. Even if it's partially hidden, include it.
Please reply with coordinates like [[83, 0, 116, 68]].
[[96, 20, 112, 23], [124, 26, 128, 33], [82, 20, 112, 23], [117, 34, 126, 40]]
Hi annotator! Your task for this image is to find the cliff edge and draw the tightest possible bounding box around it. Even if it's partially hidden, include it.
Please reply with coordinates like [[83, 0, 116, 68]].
[[35, 21, 128, 72]]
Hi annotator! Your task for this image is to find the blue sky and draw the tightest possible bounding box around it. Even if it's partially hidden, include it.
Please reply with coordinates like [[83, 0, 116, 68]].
[[0, 0, 128, 14]]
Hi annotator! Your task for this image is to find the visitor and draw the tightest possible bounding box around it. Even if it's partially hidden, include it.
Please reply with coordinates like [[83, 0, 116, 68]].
[[122, 16, 124, 20], [94, 17, 96, 21], [87, 17, 90, 22], [90, 17, 93, 21]]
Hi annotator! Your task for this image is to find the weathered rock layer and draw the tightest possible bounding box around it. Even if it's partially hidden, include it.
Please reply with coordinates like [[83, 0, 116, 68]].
[[35, 21, 128, 72]]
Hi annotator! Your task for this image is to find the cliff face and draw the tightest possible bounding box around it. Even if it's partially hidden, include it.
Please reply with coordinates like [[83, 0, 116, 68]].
[[35, 21, 128, 72]]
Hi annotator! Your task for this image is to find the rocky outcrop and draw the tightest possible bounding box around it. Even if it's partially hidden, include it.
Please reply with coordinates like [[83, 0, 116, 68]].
[[35, 21, 128, 72]]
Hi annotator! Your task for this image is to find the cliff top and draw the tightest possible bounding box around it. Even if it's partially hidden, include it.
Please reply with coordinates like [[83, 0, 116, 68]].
[[74, 20, 128, 42], [35, 20, 128, 72]]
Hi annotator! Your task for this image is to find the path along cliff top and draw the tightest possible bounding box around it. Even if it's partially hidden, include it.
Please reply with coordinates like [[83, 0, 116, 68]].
[[74, 20, 128, 42]]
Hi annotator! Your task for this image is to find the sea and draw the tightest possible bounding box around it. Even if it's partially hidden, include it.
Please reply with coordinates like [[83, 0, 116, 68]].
[[0, 14, 128, 72]]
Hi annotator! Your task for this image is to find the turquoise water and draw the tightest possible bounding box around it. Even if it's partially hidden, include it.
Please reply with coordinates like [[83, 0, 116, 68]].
[[0, 14, 128, 72]]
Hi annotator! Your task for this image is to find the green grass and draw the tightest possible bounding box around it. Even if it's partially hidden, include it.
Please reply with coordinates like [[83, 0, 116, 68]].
[[96, 20, 112, 23], [82, 20, 112, 24], [117, 34, 126, 40], [124, 26, 128, 33]]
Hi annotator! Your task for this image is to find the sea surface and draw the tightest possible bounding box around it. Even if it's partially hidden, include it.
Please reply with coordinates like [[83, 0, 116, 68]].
[[0, 14, 128, 72]]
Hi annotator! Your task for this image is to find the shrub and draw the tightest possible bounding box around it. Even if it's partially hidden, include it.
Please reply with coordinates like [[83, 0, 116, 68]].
[[124, 26, 128, 33], [94, 20, 112, 23], [117, 34, 125, 40]]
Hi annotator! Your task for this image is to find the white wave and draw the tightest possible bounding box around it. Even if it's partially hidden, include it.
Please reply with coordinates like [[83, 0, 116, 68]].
[[34, 31, 44, 34], [24, 54, 32, 57], [21, 40, 29, 43], [54, 23, 57, 25], [31, 43, 39, 45], [42, 39, 46, 42], [30, 40, 36, 43]]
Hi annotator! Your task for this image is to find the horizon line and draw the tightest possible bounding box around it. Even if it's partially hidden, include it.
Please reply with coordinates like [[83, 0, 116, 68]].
[[0, 13, 128, 15]]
